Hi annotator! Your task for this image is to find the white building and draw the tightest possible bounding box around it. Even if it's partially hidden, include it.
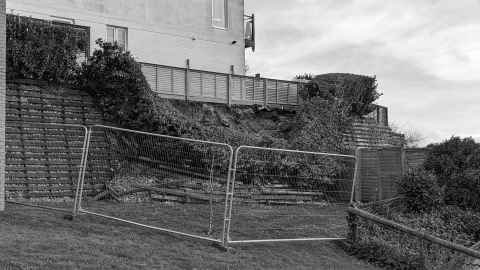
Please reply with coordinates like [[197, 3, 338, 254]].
[[7, 0, 250, 74]]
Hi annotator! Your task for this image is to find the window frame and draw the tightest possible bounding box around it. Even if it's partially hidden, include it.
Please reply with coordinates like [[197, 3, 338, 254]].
[[106, 25, 128, 51], [211, 0, 229, 30]]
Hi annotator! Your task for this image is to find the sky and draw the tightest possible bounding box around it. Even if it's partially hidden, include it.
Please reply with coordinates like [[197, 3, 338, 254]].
[[245, 0, 480, 145]]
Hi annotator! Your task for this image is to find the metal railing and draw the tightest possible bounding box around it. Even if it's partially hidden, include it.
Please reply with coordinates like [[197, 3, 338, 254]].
[[140, 62, 302, 108]]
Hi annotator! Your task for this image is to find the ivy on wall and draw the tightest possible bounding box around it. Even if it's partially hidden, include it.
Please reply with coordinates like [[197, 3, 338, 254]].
[[7, 14, 88, 82]]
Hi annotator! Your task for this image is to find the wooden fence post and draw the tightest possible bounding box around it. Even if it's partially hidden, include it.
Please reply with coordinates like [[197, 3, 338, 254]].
[[263, 78, 267, 107], [185, 59, 190, 101], [227, 65, 233, 107], [275, 80, 279, 104], [347, 212, 358, 243]]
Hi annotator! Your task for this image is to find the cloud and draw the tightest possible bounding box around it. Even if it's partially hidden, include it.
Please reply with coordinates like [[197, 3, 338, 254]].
[[245, 0, 480, 145]]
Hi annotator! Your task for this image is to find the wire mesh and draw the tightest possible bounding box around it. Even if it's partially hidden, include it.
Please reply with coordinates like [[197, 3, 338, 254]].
[[226, 146, 357, 243], [352, 199, 480, 270], [76, 125, 233, 242], [6, 123, 88, 214]]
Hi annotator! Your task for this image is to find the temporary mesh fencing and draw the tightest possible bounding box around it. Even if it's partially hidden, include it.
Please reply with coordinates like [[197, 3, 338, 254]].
[[223, 146, 358, 244], [75, 125, 233, 243], [6, 123, 88, 214]]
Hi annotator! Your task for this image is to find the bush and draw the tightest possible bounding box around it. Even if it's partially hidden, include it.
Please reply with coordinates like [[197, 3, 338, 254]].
[[424, 136, 480, 186], [76, 39, 160, 131], [398, 169, 443, 212], [424, 137, 480, 210], [300, 73, 382, 117], [7, 14, 88, 82], [444, 171, 480, 211]]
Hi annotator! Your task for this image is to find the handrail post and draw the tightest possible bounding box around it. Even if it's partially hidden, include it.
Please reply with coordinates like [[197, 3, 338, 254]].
[[185, 59, 190, 101]]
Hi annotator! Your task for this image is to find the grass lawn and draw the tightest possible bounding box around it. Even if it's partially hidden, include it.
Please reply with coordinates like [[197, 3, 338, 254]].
[[0, 202, 380, 270]]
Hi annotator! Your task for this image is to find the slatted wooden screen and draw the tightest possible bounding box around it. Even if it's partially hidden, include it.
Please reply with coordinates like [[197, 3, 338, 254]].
[[140, 62, 302, 107], [356, 147, 404, 202]]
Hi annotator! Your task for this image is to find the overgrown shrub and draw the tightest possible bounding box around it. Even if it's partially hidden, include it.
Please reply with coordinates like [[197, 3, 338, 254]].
[[424, 137, 480, 210], [398, 169, 443, 212], [300, 73, 382, 117], [76, 40, 359, 190], [444, 171, 480, 211], [76, 39, 161, 131], [424, 136, 480, 185], [7, 14, 88, 82], [290, 97, 351, 153]]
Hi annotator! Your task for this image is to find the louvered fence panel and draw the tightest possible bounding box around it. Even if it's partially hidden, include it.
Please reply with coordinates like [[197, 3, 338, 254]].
[[140, 62, 302, 107], [156, 66, 172, 94], [253, 79, 265, 104], [141, 64, 157, 93], [277, 82, 290, 104], [215, 74, 228, 100], [245, 77, 254, 102], [189, 71, 202, 97], [231, 76, 243, 100], [172, 69, 186, 95], [202, 73, 216, 98], [288, 83, 299, 105], [266, 79, 277, 104]]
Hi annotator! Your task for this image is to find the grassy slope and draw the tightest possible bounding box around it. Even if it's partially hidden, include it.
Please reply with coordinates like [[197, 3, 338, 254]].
[[0, 204, 380, 270]]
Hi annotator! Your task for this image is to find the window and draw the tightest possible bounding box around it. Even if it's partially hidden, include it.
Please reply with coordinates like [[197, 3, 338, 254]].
[[212, 0, 228, 29], [106, 25, 128, 51]]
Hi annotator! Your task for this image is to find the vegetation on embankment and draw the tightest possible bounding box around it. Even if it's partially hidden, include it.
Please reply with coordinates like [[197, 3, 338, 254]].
[[7, 13, 386, 153], [347, 137, 480, 269], [74, 40, 383, 154]]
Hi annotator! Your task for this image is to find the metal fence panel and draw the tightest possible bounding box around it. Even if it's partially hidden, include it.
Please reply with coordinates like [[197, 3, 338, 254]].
[[76, 125, 233, 243], [6, 123, 88, 214], [224, 146, 358, 245]]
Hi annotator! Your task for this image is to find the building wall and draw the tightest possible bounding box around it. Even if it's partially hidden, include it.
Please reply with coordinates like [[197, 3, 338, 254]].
[[0, 0, 5, 211], [6, 0, 246, 74]]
